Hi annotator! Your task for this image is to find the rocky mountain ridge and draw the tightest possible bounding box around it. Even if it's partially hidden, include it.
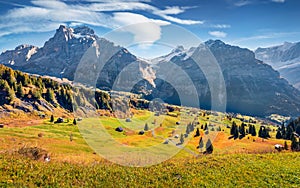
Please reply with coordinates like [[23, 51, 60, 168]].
[[1, 25, 300, 117]]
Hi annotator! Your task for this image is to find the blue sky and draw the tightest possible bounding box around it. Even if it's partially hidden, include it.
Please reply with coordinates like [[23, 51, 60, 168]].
[[0, 0, 299, 57]]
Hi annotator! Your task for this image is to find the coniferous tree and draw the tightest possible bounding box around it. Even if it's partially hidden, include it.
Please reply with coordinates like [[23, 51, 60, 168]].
[[180, 134, 184, 144], [251, 125, 257, 136], [144, 123, 149, 131], [281, 124, 286, 139], [231, 121, 237, 135], [286, 125, 294, 140], [16, 84, 24, 98], [50, 115, 54, 122], [248, 124, 252, 135], [206, 139, 213, 154], [239, 123, 246, 138], [291, 135, 299, 151], [194, 128, 200, 137], [7, 86, 15, 104], [284, 141, 288, 150], [258, 126, 264, 138], [186, 123, 191, 135], [45, 88, 55, 103], [3, 69, 16, 87], [73, 118, 77, 125], [234, 125, 239, 139], [276, 129, 283, 139], [198, 137, 204, 152]]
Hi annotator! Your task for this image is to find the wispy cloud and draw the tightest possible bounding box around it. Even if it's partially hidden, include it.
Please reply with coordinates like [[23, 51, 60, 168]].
[[233, 32, 300, 43], [234, 0, 252, 7], [271, 0, 285, 3], [0, 0, 203, 46], [211, 24, 231, 29], [113, 12, 169, 47], [209, 31, 227, 38]]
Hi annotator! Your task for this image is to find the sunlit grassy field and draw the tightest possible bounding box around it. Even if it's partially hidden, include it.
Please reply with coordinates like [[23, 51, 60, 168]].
[[0, 110, 298, 187], [1, 153, 300, 187]]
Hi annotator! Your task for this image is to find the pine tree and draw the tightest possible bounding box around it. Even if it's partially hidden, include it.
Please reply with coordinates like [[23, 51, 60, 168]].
[[258, 126, 265, 138], [194, 128, 200, 137], [231, 121, 237, 135], [284, 141, 288, 150], [6, 86, 15, 104], [50, 115, 54, 122], [234, 125, 239, 139], [144, 123, 149, 131], [73, 119, 77, 125], [239, 123, 246, 138], [16, 84, 24, 98], [206, 139, 213, 154], [3, 69, 16, 87], [186, 124, 191, 135], [276, 129, 282, 139], [198, 137, 204, 152], [180, 134, 184, 144], [252, 125, 257, 136], [281, 123, 286, 139], [45, 88, 55, 103], [286, 125, 294, 140], [291, 135, 299, 151]]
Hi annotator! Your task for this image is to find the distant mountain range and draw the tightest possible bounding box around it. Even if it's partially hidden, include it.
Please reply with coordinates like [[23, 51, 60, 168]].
[[1, 25, 300, 117], [255, 42, 300, 90]]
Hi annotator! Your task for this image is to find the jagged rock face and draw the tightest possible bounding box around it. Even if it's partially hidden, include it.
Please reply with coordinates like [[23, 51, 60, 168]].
[[20, 25, 100, 79], [0, 45, 38, 66], [255, 42, 300, 90], [151, 40, 300, 117]]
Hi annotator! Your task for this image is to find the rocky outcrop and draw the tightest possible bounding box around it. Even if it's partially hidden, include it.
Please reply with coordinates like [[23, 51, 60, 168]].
[[0, 45, 38, 66]]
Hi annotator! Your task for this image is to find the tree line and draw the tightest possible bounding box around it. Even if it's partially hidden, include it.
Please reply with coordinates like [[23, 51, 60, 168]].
[[0, 65, 112, 112]]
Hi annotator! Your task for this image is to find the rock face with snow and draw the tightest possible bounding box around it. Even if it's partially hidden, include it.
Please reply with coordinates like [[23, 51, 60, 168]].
[[1, 25, 300, 117], [0, 45, 38, 66], [255, 42, 300, 90]]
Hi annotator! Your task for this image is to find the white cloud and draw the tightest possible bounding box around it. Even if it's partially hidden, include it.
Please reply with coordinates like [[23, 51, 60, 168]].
[[233, 32, 300, 43], [158, 14, 204, 25], [0, 0, 203, 45], [209, 31, 227, 38], [234, 0, 252, 7], [31, 0, 68, 9], [156, 6, 186, 15], [113, 12, 169, 47], [211, 24, 231, 29], [74, 2, 154, 12], [271, 0, 285, 3]]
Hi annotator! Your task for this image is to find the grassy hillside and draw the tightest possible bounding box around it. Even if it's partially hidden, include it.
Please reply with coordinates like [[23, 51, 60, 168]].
[[1, 153, 299, 187], [0, 106, 299, 187]]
